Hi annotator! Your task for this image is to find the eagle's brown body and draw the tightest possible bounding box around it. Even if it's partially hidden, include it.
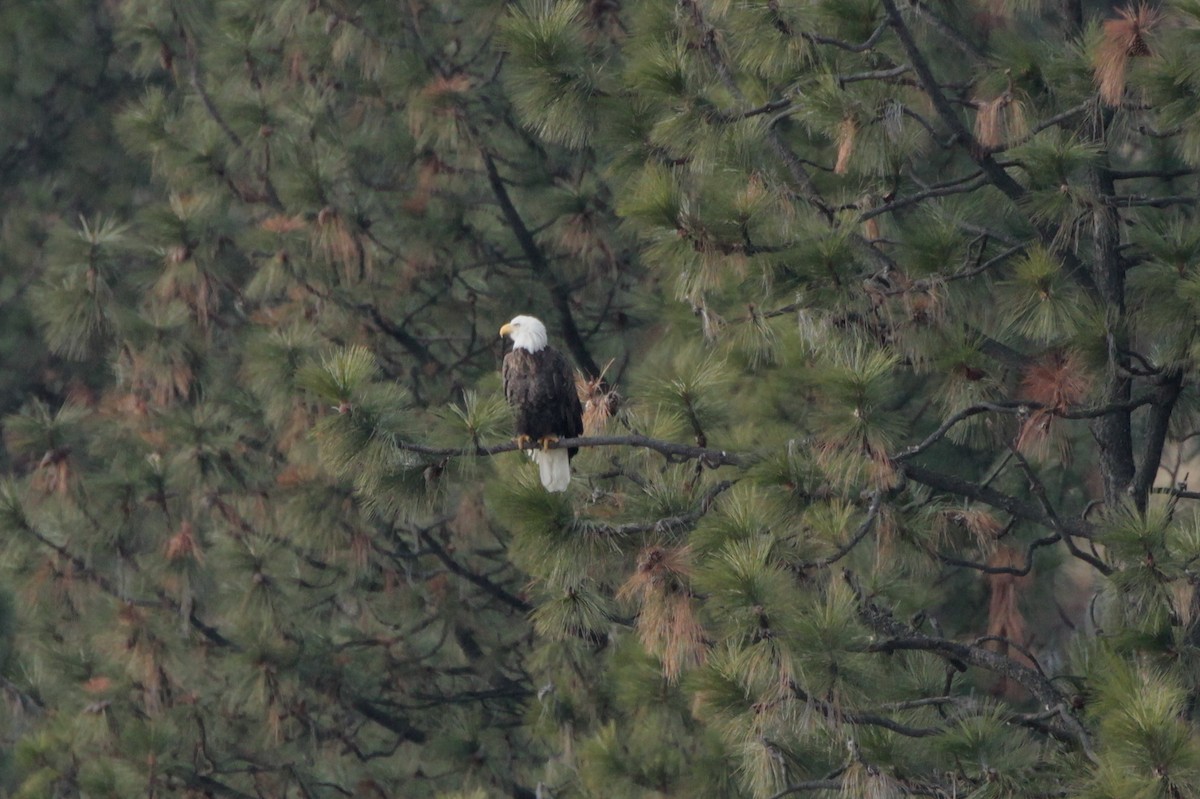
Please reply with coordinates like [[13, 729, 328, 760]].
[[502, 346, 584, 456]]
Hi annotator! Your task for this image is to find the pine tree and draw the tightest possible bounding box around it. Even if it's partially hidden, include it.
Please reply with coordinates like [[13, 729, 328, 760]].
[[2, 0, 636, 797], [0, 0, 142, 438], [489, 0, 1200, 797], [7, 1, 1200, 799]]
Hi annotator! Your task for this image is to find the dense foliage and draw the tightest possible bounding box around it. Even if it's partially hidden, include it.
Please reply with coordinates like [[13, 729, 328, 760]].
[[5, 1, 1200, 798]]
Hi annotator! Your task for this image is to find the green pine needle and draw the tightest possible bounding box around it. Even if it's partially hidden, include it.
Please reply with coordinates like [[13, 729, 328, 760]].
[[297, 345, 380, 404]]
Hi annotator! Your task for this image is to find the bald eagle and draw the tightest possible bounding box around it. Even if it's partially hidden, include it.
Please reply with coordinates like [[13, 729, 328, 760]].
[[500, 315, 584, 492]]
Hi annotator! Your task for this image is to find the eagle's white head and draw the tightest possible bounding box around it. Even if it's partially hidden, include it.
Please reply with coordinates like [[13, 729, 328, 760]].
[[499, 315, 548, 353]]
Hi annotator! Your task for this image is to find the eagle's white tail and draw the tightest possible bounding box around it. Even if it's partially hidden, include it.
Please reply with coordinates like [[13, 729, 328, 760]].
[[529, 448, 571, 492]]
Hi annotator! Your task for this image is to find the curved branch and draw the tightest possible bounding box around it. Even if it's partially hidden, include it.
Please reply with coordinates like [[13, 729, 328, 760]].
[[790, 679, 942, 738], [586, 480, 735, 535], [863, 640, 1095, 761], [860, 173, 989, 222], [798, 491, 883, 569], [358, 302, 440, 367], [851, 576, 1095, 760], [895, 394, 1158, 462], [416, 527, 531, 613], [803, 19, 890, 52], [935, 534, 1060, 576], [1007, 446, 1113, 576]]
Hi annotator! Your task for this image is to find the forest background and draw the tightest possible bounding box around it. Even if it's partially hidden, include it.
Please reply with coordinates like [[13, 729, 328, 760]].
[[4, 0, 1200, 798]]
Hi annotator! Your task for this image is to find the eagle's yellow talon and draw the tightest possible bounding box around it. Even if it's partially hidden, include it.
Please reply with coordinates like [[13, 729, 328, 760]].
[[514, 434, 533, 450], [539, 436, 559, 451]]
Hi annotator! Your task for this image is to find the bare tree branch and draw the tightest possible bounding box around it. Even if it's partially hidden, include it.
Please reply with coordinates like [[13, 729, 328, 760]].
[[860, 174, 989, 222], [480, 148, 602, 378], [392, 434, 745, 467], [894, 394, 1158, 462], [416, 527, 532, 613], [879, 0, 1025, 201], [851, 575, 1097, 760], [901, 462, 1094, 540], [803, 19, 890, 52], [1007, 446, 1112, 576], [935, 534, 1060, 576]]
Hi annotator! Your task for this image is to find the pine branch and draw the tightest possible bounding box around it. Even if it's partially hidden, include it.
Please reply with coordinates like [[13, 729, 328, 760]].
[[395, 389, 1154, 482], [852, 576, 1097, 760], [838, 64, 912, 86], [480, 148, 602, 378], [971, 634, 1048, 677], [0, 674, 43, 711], [357, 302, 440, 368], [935, 534, 1060, 576], [1102, 194, 1197, 208], [901, 462, 1094, 540], [350, 698, 429, 743], [587, 480, 735, 535], [789, 680, 943, 738], [187, 59, 241, 148], [804, 19, 890, 52], [180, 23, 284, 211], [1007, 446, 1113, 575], [1152, 486, 1200, 501], [181, 774, 260, 799], [1110, 167, 1198, 180], [403, 684, 532, 709], [860, 173, 989, 222], [16, 511, 239, 649], [894, 394, 1158, 461], [1136, 123, 1184, 138], [678, 0, 834, 221], [392, 434, 745, 466], [908, 0, 985, 60], [766, 781, 844, 798], [941, 242, 1026, 283], [991, 101, 1092, 152], [879, 0, 1025, 201], [417, 527, 532, 612], [797, 490, 883, 569], [967, 331, 1031, 370], [711, 97, 793, 122]]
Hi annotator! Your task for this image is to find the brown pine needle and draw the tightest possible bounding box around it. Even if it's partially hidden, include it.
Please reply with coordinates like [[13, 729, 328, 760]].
[[618, 546, 706, 681], [1016, 351, 1090, 455], [984, 546, 1034, 696], [1094, 3, 1161, 106], [576, 359, 620, 435], [834, 117, 858, 175]]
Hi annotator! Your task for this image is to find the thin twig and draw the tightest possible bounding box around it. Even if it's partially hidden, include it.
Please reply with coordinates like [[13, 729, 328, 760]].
[[798, 491, 884, 569]]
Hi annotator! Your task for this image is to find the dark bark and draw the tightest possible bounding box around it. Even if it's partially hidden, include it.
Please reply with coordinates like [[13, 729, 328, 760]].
[[481, 149, 602, 378], [1132, 371, 1184, 512], [1087, 157, 1136, 507], [901, 462, 1094, 539]]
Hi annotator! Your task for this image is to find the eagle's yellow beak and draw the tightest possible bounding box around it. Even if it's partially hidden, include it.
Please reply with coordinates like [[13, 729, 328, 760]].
[[499, 323, 514, 338]]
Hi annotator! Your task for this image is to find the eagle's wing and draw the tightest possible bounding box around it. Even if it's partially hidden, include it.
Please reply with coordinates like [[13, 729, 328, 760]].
[[502, 350, 532, 410], [502, 351, 515, 407], [552, 349, 584, 440]]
